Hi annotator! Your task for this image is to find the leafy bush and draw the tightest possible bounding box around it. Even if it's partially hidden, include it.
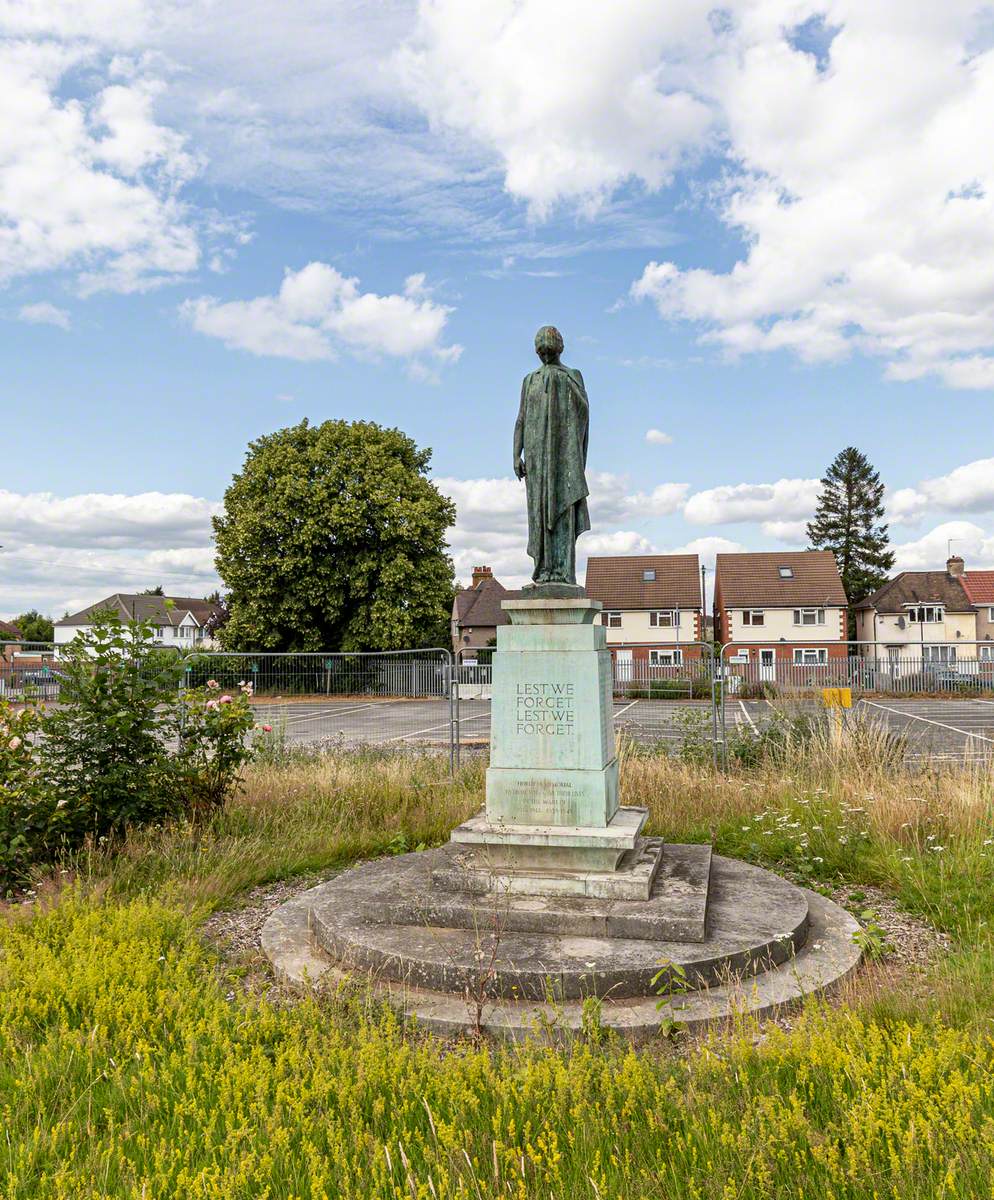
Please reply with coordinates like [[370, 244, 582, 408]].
[[0, 701, 70, 894], [168, 680, 255, 816], [40, 614, 187, 839], [0, 614, 259, 894]]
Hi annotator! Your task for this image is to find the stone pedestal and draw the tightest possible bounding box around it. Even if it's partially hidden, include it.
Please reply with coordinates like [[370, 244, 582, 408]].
[[449, 595, 664, 900]]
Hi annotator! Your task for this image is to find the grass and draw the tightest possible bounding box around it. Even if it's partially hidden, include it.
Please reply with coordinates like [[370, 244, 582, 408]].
[[3, 731, 994, 1197]]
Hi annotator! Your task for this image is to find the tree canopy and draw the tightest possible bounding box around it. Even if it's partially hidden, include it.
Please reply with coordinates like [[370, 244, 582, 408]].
[[13, 610, 54, 643], [807, 446, 895, 610], [213, 420, 456, 651]]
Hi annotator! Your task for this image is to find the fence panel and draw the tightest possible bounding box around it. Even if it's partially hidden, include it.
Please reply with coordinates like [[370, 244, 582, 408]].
[[181, 648, 456, 766], [718, 640, 994, 765], [0, 642, 59, 702]]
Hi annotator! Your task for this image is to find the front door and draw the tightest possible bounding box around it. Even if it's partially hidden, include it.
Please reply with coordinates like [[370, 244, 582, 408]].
[[615, 649, 633, 684], [886, 645, 900, 680], [759, 648, 777, 683]]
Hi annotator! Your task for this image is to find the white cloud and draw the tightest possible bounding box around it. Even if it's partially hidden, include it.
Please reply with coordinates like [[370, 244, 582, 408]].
[[0, 486, 220, 619], [181, 263, 461, 368], [683, 477, 820, 527], [18, 302, 71, 330], [667, 535, 747, 570], [645, 428, 673, 445], [398, 2, 713, 217], [892, 520, 994, 573], [0, 489, 218, 549], [889, 458, 994, 524], [627, 4, 994, 389], [0, 30, 207, 293]]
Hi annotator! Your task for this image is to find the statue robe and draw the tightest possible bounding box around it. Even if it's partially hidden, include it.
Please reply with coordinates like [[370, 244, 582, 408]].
[[514, 362, 591, 584]]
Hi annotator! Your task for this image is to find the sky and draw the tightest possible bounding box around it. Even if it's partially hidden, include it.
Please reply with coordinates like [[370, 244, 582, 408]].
[[5, 0, 994, 620]]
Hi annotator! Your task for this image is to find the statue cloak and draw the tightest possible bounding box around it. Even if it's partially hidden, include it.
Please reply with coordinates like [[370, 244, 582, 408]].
[[515, 362, 591, 574]]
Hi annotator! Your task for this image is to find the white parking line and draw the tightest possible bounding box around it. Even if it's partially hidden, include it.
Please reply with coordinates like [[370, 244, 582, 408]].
[[253, 701, 382, 728], [613, 700, 639, 719], [380, 712, 490, 743], [738, 700, 759, 734], [862, 700, 994, 745]]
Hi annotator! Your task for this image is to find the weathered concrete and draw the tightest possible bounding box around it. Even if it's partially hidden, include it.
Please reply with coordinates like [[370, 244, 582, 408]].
[[433, 835, 667, 902], [261, 866, 861, 1042], [447, 806, 647, 880], [288, 850, 808, 1001], [392, 841, 709, 939]]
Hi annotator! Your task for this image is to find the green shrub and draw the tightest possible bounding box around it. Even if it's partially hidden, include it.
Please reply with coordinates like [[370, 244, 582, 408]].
[[0, 702, 71, 895], [168, 680, 256, 816], [40, 614, 186, 839]]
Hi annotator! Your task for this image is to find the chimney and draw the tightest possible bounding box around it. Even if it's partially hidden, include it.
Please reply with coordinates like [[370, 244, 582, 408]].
[[471, 565, 493, 588], [947, 555, 965, 578]]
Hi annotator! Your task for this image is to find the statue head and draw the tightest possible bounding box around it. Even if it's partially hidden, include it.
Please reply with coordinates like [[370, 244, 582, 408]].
[[534, 325, 564, 364]]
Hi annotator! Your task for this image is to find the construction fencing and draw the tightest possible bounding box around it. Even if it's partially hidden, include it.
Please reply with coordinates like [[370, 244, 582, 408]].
[[7, 638, 994, 770]]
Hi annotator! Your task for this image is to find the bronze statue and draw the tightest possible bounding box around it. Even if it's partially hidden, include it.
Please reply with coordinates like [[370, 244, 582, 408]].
[[513, 326, 590, 590]]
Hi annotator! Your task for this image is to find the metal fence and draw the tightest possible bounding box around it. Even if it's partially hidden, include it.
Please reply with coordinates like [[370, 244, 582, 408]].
[[9, 635, 994, 769]]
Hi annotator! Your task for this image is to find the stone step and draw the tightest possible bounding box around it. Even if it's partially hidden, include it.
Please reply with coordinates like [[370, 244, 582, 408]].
[[306, 850, 810, 1002], [407, 841, 710, 941]]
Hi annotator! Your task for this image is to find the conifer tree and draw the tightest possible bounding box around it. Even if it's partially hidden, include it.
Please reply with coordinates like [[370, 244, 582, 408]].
[[807, 447, 894, 615]]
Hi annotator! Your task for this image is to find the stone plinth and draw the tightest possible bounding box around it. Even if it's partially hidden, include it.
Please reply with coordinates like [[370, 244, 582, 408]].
[[450, 595, 665, 900]]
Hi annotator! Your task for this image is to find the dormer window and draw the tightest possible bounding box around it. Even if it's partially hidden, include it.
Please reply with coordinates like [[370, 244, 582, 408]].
[[643, 569, 656, 582], [778, 566, 794, 578]]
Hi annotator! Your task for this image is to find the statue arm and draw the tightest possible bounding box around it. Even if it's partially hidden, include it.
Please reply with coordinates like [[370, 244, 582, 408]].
[[513, 378, 526, 478], [571, 368, 589, 462]]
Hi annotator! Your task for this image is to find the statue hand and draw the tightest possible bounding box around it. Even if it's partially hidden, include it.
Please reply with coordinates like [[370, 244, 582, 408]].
[[514, 458, 526, 480]]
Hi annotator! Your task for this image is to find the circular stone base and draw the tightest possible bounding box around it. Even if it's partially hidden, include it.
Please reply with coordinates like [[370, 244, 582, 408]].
[[261, 850, 862, 1042]]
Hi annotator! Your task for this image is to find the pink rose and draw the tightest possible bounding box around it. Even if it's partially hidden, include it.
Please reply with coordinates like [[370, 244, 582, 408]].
[[205, 699, 219, 711], [262, 724, 272, 733], [9, 736, 21, 751], [206, 679, 220, 689], [219, 694, 233, 704]]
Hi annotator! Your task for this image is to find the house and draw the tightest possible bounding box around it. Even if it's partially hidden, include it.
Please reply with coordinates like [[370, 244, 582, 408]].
[[54, 594, 222, 655], [584, 554, 703, 674], [714, 550, 847, 676], [451, 567, 521, 656], [959, 566, 994, 655], [854, 556, 978, 674]]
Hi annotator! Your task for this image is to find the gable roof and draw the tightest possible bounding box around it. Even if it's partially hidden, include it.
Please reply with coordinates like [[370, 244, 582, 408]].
[[714, 551, 847, 607], [453, 576, 523, 629], [960, 572, 994, 606], [56, 594, 221, 628], [0, 619, 22, 640], [855, 572, 973, 613], [584, 554, 702, 609]]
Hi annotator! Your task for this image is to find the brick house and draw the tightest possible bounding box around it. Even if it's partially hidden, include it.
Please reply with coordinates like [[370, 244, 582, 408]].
[[854, 556, 979, 674], [451, 567, 522, 656], [714, 550, 847, 677], [584, 554, 704, 676]]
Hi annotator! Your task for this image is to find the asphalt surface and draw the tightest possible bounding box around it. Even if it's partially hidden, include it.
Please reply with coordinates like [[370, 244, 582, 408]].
[[250, 693, 994, 762]]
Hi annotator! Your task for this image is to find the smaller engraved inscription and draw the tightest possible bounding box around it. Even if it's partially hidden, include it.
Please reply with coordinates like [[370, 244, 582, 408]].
[[515, 681, 576, 736]]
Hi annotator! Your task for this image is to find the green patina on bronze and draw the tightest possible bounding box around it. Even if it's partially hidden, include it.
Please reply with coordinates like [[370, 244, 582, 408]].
[[513, 325, 591, 588]]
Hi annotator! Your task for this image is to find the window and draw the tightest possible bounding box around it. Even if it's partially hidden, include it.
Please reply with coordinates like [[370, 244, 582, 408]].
[[649, 648, 683, 666], [793, 608, 826, 626], [907, 605, 943, 623], [980, 645, 994, 661], [778, 566, 794, 578], [988, 608, 994, 622], [741, 609, 765, 626], [649, 610, 675, 627], [602, 611, 622, 628], [642, 569, 656, 582], [923, 645, 956, 664], [793, 647, 828, 665]]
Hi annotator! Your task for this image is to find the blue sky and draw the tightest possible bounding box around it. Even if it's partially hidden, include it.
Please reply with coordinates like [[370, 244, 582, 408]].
[[4, 1, 994, 618]]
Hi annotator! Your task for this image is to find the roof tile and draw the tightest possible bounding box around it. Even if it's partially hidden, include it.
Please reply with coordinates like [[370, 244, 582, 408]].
[[584, 554, 701, 609], [714, 551, 846, 607]]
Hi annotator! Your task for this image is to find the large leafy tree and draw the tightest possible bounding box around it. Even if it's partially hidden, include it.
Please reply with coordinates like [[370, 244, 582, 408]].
[[807, 447, 895, 615], [214, 420, 456, 651], [13, 610, 54, 642]]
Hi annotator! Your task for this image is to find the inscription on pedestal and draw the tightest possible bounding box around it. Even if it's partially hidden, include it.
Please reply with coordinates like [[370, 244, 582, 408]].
[[515, 682, 576, 736]]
